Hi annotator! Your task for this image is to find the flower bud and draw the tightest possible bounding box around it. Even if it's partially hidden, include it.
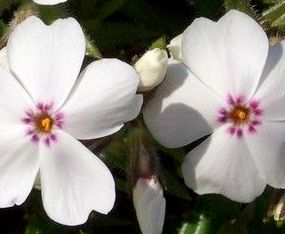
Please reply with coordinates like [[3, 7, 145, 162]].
[[167, 34, 182, 61], [33, 0, 67, 5], [133, 177, 166, 234], [130, 131, 157, 183], [134, 48, 168, 92]]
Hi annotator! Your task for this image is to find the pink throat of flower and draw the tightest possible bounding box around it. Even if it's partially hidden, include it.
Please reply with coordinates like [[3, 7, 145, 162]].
[[218, 95, 263, 138], [22, 102, 64, 146]]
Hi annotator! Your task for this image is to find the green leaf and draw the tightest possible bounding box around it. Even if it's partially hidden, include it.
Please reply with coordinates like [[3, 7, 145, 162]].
[[88, 214, 132, 227], [0, 20, 6, 38], [89, 21, 158, 49], [86, 38, 102, 59], [149, 36, 167, 50], [161, 165, 191, 200], [217, 222, 236, 234], [90, 0, 126, 21], [25, 216, 62, 234], [195, 0, 223, 17], [0, 0, 19, 14], [103, 137, 128, 172], [115, 178, 127, 192], [177, 195, 241, 234], [262, 1, 285, 32], [262, 0, 280, 6], [224, 0, 258, 19], [119, 0, 188, 35], [178, 214, 212, 234], [38, 4, 69, 23]]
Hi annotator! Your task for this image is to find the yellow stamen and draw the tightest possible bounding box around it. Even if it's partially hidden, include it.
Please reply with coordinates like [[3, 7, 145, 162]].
[[39, 117, 53, 132], [229, 106, 250, 124], [41, 117, 52, 132]]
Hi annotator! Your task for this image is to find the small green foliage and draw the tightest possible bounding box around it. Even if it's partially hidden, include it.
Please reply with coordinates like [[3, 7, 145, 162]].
[[149, 36, 167, 50], [262, 1, 285, 33], [224, 0, 258, 19], [0, 0, 20, 15], [37, 4, 69, 23], [161, 165, 191, 201], [25, 216, 63, 234], [178, 214, 212, 234], [0, 20, 6, 37], [89, 0, 126, 22], [195, 0, 223, 17], [86, 38, 102, 59]]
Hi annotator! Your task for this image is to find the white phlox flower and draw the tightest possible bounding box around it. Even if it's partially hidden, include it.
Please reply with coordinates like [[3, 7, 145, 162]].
[[133, 177, 166, 234], [0, 16, 143, 225], [135, 48, 168, 92], [144, 10, 285, 202], [33, 0, 67, 5]]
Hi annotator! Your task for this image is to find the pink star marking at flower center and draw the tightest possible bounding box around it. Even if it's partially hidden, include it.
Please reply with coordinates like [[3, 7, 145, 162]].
[[217, 95, 263, 138], [21, 102, 64, 146]]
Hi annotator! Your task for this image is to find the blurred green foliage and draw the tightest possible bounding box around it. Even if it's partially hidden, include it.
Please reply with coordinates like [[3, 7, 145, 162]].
[[0, 0, 285, 233]]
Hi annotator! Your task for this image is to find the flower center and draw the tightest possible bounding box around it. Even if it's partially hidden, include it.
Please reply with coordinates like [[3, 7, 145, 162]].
[[22, 102, 65, 146], [40, 116, 53, 133], [229, 105, 250, 125], [32, 112, 54, 134], [217, 95, 263, 138]]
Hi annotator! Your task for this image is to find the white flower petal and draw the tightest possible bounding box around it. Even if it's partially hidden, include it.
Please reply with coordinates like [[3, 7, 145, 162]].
[[133, 177, 166, 234], [0, 127, 40, 207], [143, 60, 223, 148], [246, 122, 285, 188], [33, 0, 67, 5], [182, 124, 266, 202], [7, 16, 85, 110], [0, 66, 33, 129], [182, 10, 268, 98], [253, 41, 285, 121], [61, 59, 143, 140], [40, 131, 115, 226], [0, 47, 9, 71]]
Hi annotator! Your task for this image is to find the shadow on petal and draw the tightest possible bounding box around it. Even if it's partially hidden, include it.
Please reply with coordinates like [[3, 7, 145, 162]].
[[257, 42, 283, 89], [144, 61, 213, 148], [159, 103, 212, 148]]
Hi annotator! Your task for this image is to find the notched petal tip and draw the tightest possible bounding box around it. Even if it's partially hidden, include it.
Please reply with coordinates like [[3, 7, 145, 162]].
[[61, 58, 143, 139], [7, 14, 86, 111], [223, 9, 251, 19], [181, 125, 266, 203], [40, 131, 116, 226]]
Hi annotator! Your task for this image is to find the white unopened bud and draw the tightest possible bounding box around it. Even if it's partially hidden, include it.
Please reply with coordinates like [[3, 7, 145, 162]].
[[135, 48, 168, 92], [33, 0, 67, 5], [0, 47, 9, 71], [133, 177, 166, 234], [167, 34, 182, 61]]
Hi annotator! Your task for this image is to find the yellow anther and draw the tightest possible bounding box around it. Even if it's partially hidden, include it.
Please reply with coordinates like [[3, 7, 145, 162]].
[[41, 117, 52, 132], [237, 110, 247, 121], [229, 105, 250, 124]]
